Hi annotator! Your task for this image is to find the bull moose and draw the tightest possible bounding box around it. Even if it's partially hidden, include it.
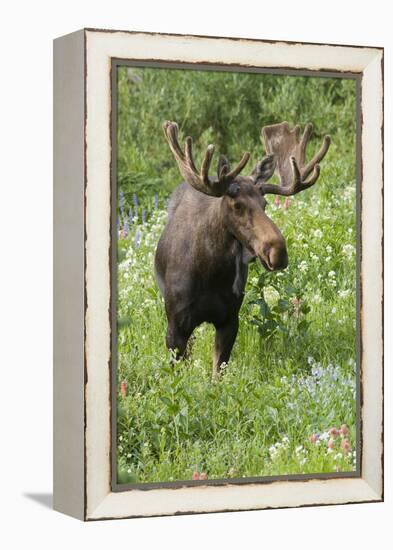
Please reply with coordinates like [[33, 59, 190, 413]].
[[155, 120, 330, 379]]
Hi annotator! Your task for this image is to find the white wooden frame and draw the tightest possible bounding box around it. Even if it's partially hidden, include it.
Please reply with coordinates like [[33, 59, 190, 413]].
[[53, 28, 383, 521]]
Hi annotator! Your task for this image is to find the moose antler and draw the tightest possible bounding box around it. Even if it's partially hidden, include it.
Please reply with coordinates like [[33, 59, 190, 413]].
[[257, 122, 331, 196], [163, 121, 250, 197]]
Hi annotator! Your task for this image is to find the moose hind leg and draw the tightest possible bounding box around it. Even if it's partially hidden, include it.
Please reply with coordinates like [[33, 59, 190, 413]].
[[213, 317, 239, 380]]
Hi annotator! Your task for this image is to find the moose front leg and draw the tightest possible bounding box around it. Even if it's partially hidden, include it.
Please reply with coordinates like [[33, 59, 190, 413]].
[[166, 322, 192, 362], [212, 317, 239, 381]]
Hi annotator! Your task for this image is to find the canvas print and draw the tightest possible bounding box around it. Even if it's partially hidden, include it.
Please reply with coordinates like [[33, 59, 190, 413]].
[[115, 65, 357, 485]]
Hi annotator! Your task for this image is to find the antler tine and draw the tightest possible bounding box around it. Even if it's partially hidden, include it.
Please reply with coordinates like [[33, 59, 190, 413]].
[[184, 136, 198, 173], [223, 152, 251, 182], [302, 135, 331, 180], [163, 120, 250, 197], [259, 121, 330, 197]]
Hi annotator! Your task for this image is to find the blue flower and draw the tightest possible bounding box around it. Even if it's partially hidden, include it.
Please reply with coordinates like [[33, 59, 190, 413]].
[[134, 228, 141, 247]]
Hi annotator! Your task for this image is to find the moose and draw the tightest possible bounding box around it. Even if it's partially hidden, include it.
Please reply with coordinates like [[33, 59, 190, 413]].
[[155, 120, 330, 379]]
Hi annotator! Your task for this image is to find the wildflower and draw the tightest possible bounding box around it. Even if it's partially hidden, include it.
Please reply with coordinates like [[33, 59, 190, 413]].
[[274, 196, 281, 207], [154, 193, 159, 210], [199, 472, 208, 480], [327, 438, 335, 449], [292, 296, 301, 314], [309, 433, 319, 444], [128, 209, 133, 225], [329, 427, 340, 437], [119, 190, 126, 216], [342, 244, 355, 258], [338, 289, 351, 298], [132, 193, 138, 208], [299, 261, 308, 273], [328, 270, 336, 278], [341, 438, 351, 454], [120, 381, 127, 398], [339, 424, 349, 436], [142, 208, 146, 224], [284, 197, 290, 210], [313, 229, 323, 239], [134, 228, 142, 247], [192, 471, 200, 480]]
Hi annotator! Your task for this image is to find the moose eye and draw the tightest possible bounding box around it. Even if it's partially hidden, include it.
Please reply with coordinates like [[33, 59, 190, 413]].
[[234, 202, 244, 214]]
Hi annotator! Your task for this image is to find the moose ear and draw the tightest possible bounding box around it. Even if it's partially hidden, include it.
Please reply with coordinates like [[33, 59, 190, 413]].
[[251, 154, 276, 183], [217, 154, 231, 179]]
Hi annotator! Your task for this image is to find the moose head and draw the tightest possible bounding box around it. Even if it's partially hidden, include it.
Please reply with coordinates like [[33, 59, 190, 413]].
[[156, 121, 330, 378], [162, 121, 330, 274]]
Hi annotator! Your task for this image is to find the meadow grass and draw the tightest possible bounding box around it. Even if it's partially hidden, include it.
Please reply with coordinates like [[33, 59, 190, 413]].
[[116, 67, 357, 484]]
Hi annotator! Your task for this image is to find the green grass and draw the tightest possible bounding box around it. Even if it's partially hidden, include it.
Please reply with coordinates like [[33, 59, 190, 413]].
[[116, 67, 357, 484]]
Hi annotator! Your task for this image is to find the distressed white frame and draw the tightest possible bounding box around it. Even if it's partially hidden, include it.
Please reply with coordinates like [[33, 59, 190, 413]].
[[54, 29, 383, 521]]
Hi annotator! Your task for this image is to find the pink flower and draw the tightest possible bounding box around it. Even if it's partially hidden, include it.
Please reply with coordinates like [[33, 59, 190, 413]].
[[274, 196, 281, 207], [120, 381, 127, 398], [292, 297, 301, 314], [199, 472, 208, 480], [192, 471, 200, 480], [339, 424, 349, 436], [329, 427, 340, 437], [309, 433, 318, 444], [341, 438, 351, 454], [327, 438, 335, 449], [284, 197, 290, 210]]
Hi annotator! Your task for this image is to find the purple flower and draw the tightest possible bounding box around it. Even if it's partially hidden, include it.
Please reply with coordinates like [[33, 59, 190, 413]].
[[142, 208, 146, 224], [134, 228, 141, 247], [119, 190, 126, 208], [132, 193, 138, 208], [123, 218, 129, 234], [154, 193, 159, 210], [128, 209, 133, 225]]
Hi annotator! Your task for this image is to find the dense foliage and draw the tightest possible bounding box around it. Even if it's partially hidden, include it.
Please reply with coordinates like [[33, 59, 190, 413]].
[[116, 67, 357, 483]]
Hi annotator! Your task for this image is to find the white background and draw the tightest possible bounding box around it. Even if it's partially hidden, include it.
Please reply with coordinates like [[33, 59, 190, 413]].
[[1, 1, 391, 548]]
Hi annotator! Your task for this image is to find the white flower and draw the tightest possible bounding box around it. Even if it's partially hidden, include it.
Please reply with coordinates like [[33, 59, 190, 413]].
[[299, 260, 308, 273], [338, 289, 351, 298], [331, 307, 337, 314], [264, 286, 280, 306], [313, 229, 323, 239], [328, 270, 336, 278], [326, 245, 332, 254], [342, 243, 355, 258], [320, 431, 330, 442]]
